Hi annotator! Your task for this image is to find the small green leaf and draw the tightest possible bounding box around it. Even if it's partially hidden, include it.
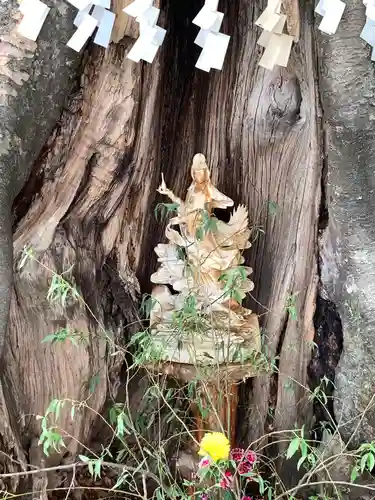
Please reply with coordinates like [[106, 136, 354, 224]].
[[196, 226, 204, 241], [94, 459, 102, 480], [297, 455, 306, 470], [154, 202, 179, 221], [257, 475, 265, 494], [55, 401, 62, 420], [267, 200, 279, 217], [19, 246, 33, 269], [182, 480, 195, 487], [368, 452, 375, 471], [43, 439, 50, 456], [117, 413, 125, 437], [223, 491, 233, 500], [70, 336, 78, 346], [109, 406, 117, 425], [46, 399, 57, 414], [351, 465, 359, 483], [128, 330, 148, 347], [139, 294, 158, 319], [42, 334, 58, 343], [88, 460, 94, 477], [89, 374, 100, 394], [79, 455, 90, 463], [113, 472, 129, 490], [361, 453, 368, 473], [286, 437, 300, 459], [300, 438, 308, 458]]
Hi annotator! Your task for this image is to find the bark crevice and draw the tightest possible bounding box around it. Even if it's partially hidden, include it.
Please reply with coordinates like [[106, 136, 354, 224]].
[[309, 138, 343, 438], [308, 296, 343, 439]]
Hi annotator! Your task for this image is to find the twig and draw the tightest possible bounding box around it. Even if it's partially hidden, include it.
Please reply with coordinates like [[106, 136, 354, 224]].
[[142, 473, 147, 500], [274, 480, 375, 499], [0, 461, 159, 484]]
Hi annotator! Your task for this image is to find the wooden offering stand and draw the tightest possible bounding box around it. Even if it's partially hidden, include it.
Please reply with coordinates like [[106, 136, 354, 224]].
[[147, 356, 263, 498]]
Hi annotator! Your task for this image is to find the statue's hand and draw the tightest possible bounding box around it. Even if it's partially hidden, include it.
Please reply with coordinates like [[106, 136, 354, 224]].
[[157, 173, 170, 196]]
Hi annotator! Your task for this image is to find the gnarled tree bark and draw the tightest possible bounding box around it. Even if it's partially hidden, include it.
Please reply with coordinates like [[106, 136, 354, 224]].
[[0, 0, 340, 495], [0, 0, 79, 490]]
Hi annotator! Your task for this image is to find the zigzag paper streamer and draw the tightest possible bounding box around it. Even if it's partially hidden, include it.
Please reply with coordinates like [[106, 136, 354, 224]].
[[124, 0, 166, 63], [255, 0, 293, 70], [193, 0, 230, 72], [17, 0, 50, 41], [315, 0, 346, 35], [67, 0, 115, 51]]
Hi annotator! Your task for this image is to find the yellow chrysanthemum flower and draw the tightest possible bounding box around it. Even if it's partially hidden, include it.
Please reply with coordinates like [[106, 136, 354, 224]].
[[198, 432, 230, 462]]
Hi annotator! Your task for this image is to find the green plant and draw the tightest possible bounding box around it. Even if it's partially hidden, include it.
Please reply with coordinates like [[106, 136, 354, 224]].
[[351, 441, 375, 482], [285, 293, 299, 320], [308, 376, 334, 406], [154, 202, 180, 221], [47, 270, 80, 307], [219, 266, 248, 303], [79, 455, 103, 480], [38, 399, 66, 456], [285, 426, 315, 471], [42, 327, 86, 346], [195, 209, 218, 241], [267, 200, 280, 217]]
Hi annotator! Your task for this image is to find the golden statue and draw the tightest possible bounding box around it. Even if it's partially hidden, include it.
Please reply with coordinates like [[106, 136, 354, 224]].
[[148, 154, 261, 370]]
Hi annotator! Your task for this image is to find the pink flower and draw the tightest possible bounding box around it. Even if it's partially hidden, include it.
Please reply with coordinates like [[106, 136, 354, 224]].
[[241, 497, 253, 500], [234, 449, 257, 476], [245, 450, 257, 465], [238, 461, 252, 475], [219, 470, 234, 490], [231, 448, 257, 468], [200, 495, 209, 500], [230, 448, 245, 462], [198, 456, 212, 468]]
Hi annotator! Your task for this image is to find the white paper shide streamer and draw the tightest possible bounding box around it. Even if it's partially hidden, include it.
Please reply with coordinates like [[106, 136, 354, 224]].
[[255, 0, 294, 70], [17, 0, 50, 41], [124, 0, 166, 64], [361, 0, 375, 61], [17, 0, 115, 50], [66, 0, 116, 51], [16, 0, 375, 72], [315, 0, 345, 35], [193, 0, 230, 72]]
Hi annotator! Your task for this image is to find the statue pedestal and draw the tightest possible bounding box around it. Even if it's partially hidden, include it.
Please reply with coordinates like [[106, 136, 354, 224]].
[[147, 359, 261, 436], [147, 313, 263, 441]]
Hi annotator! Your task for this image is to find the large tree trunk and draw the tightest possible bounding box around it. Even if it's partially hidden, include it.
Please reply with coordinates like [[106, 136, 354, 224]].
[[0, 0, 79, 490], [2, 0, 365, 495]]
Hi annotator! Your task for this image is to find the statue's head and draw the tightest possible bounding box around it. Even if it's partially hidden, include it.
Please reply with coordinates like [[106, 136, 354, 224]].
[[191, 153, 210, 184]]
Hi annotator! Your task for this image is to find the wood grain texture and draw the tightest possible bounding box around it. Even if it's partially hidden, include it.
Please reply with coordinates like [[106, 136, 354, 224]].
[[6, 40, 162, 472], [6, 0, 321, 488], [0, 0, 80, 488], [111, 0, 162, 42]]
